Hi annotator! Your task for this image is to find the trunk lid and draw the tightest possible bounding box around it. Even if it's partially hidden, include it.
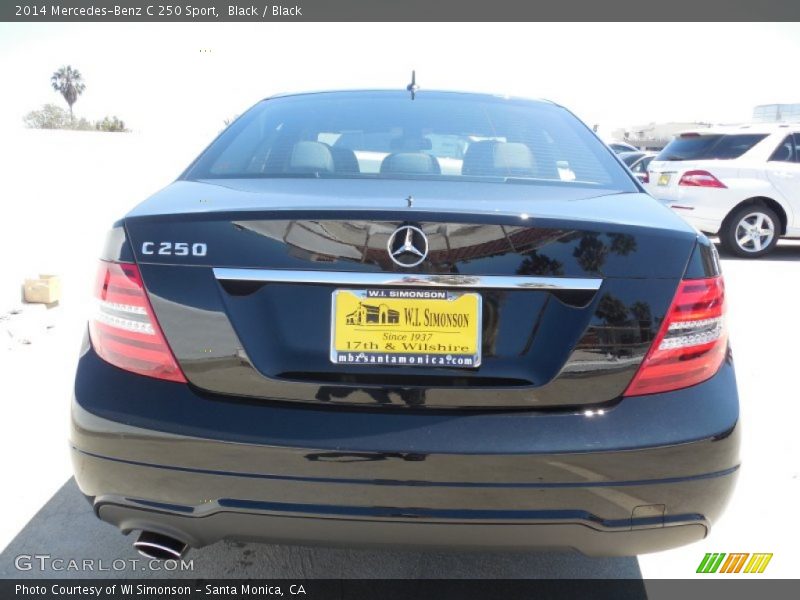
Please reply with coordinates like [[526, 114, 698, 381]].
[[125, 179, 698, 409]]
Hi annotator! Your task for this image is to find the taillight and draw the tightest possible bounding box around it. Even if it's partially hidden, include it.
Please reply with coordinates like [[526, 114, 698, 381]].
[[624, 276, 726, 396], [678, 170, 726, 188], [89, 261, 186, 383], [641, 171, 650, 184]]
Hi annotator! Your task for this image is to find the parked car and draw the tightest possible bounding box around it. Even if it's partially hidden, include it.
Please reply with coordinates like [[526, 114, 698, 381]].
[[647, 124, 800, 257], [619, 151, 657, 184], [608, 140, 639, 154], [71, 90, 738, 559]]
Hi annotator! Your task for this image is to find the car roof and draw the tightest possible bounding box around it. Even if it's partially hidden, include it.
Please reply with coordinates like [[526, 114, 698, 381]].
[[263, 88, 555, 105]]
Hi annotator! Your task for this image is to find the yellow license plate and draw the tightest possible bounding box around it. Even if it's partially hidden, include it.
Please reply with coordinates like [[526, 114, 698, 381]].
[[331, 289, 482, 368], [658, 173, 671, 186]]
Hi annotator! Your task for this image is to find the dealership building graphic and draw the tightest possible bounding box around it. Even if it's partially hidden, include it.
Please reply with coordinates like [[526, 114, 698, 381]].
[[345, 302, 400, 326]]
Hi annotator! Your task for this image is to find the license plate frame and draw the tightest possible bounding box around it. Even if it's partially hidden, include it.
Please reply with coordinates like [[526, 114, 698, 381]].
[[330, 288, 482, 368]]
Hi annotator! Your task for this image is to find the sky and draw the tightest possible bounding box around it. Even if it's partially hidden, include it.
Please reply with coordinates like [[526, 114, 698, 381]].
[[1, 22, 799, 139]]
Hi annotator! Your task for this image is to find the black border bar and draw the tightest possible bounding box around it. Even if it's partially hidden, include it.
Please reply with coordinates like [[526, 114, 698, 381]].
[[3, 1, 800, 22], [4, 579, 800, 599]]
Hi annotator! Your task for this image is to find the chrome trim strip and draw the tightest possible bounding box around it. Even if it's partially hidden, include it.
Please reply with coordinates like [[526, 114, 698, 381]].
[[213, 268, 603, 291]]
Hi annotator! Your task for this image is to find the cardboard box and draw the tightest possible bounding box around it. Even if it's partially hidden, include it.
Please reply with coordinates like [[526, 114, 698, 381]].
[[23, 274, 61, 304]]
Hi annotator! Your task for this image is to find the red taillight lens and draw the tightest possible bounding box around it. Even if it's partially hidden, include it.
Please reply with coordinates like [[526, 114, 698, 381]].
[[678, 170, 726, 188], [624, 276, 727, 396], [642, 171, 650, 184], [89, 261, 186, 383]]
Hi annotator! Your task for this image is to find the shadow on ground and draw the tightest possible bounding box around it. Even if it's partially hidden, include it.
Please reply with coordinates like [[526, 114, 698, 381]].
[[1, 478, 643, 580], [715, 239, 800, 262]]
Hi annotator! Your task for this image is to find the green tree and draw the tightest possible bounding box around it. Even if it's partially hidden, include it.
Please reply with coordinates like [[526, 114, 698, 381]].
[[50, 65, 86, 121]]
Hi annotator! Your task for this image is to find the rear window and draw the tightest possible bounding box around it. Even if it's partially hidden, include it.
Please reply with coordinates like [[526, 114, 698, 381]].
[[656, 134, 767, 161], [768, 134, 800, 163], [631, 156, 653, 174], [619, 152, 645, 166], [185, 92, 635, 190], [609, 142, 636, 153]]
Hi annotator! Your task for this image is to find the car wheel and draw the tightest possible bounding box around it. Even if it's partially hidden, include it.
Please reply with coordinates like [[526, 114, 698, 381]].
[[720, 205, 780, 258]]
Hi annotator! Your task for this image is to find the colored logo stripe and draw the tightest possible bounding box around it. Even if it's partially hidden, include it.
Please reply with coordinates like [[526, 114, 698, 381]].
[[719, 553, 749, 573], [744, 553, 773, 574], [697, 553, 773, 574], [697, 553, 726, 573]]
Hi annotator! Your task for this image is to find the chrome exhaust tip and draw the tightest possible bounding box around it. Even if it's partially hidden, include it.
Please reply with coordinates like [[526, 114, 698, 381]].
[[133, 531, 188, 561]]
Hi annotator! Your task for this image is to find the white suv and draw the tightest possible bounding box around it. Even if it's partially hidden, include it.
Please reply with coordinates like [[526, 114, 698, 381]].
[[647, 124, 800, 257]]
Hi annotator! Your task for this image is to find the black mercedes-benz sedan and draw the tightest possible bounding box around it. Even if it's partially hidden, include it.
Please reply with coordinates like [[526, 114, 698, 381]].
[[71, 90, 739, 559]]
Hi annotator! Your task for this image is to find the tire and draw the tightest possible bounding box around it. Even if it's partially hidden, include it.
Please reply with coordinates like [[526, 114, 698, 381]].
[[719, 205, 780, 258]]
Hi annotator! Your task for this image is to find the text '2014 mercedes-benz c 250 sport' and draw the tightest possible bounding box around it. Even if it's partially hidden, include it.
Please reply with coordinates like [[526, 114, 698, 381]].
[[71, 90, 739, 560]]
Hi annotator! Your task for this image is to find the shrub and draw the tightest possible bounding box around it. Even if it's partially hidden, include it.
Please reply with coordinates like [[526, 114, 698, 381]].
[[73, 117, 94, 131], [24, 104, 70, 129], [23, 105, 130, 132], [95, 116, 128, 132]]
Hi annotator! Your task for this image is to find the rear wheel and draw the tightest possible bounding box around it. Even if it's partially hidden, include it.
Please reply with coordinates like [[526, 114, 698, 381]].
[[719, 205, 779, 258]]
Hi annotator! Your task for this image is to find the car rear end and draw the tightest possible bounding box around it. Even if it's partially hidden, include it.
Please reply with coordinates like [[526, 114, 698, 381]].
[[70, 91, 739, 557], [646, 130, 773, 234]]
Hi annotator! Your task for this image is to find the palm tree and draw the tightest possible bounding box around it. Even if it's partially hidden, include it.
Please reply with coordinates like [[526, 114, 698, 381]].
[[50, 65, 85, 122]]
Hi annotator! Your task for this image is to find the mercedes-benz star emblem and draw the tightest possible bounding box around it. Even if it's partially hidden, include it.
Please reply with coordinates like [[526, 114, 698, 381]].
[[387, 225, 429, 268]]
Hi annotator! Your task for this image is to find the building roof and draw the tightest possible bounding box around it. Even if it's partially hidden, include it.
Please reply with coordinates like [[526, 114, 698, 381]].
[[681, 122, 800, 135]]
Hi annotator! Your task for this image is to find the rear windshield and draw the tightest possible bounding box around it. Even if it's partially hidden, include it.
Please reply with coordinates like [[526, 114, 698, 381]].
[[185, 92, 635, 190], [656, 134, 767, 161]]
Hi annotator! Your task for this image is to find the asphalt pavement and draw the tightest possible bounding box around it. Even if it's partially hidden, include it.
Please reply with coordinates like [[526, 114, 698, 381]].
[[0, 479, 640, 579]]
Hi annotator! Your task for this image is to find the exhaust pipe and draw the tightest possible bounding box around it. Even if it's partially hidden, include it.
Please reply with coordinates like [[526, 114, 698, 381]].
[[133, 531, 188, 561]]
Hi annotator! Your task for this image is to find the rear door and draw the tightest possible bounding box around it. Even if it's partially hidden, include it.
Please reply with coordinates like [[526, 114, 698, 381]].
[[766, 133, 800, 226]]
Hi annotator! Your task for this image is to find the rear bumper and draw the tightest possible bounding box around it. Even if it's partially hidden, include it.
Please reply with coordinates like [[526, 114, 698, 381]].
[[647, 192, 725, 235], [91, 498, 711, 557], [670, 211, 722, 236], [71, 345, 740, 556]]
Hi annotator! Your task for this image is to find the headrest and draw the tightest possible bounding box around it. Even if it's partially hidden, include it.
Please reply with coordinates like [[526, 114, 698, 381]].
[[288, 141, 335, 173], [328, 146, 360, 173], [462, 141, 536, 177], [380, 152, 441, 175]]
